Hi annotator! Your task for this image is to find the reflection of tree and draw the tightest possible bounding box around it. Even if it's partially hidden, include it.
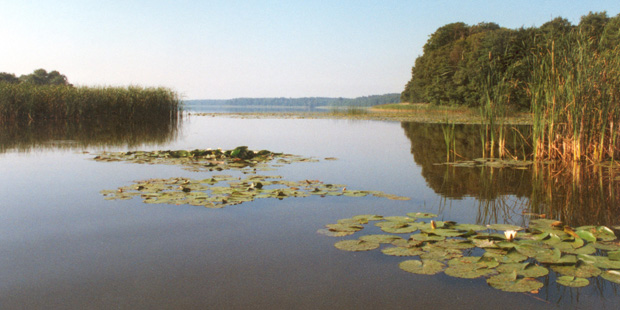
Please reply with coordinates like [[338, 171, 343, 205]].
[[402, 122, 620, 227], [0, 116, 181, 153], [401, 122, 532, 200]]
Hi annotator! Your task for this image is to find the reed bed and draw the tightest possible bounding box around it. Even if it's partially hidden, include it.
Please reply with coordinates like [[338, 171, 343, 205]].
[[0, 84, 180, 123], [526, 29, 620, 163]]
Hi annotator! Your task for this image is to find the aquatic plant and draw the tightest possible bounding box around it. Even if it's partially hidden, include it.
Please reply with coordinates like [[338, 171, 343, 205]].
[[0, 83, 180, 123], [97, 146, 410, 208], [92, 146, 319, 173], [321, 212, 620, 293]]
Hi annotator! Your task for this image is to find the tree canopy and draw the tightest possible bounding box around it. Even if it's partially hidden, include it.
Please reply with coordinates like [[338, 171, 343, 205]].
[[0, 69, 70, 86], [401, 11, 620, 111]]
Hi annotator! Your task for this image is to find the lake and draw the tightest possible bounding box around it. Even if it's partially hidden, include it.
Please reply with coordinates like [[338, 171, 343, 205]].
[[1, 113, 619, 309]]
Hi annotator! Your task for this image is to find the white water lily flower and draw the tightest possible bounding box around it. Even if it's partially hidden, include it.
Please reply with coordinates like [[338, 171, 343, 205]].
[[504, 230, 517, 241]]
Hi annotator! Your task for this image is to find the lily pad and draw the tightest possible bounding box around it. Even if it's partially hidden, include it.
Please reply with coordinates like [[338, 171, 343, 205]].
[[334, 240, 380, 252], [556, 276, 589, 287], [551, 264, 602, 278], [496, 263, 549, 278], [406, 212, 437, 219], [359, 234, 403, 244], [381, 246, 425, 257], [444, 257, 498, 279], [601, 270, 620, 284], [487, 272, 544, 293], [399, 259, 445, 275]]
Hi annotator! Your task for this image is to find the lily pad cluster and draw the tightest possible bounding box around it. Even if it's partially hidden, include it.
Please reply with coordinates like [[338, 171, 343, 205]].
[[93, 146, 318, 173], [101, 175, 410, 208], [320, 213, 620, 293], [439, 158, 535, 169]]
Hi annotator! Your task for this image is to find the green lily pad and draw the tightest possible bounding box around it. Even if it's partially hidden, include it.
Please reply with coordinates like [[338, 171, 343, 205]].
[[608, 250, 620, 261], [316, 228, 356, 237], [381, 246, 425, 257], [420, 244, 463, 260], [334, 240, 380, 252], [551, 263, 602, 278], [487, 272, 544, 293], [578, 254, 620, 269], [383, 216, 415, 222], [352, 214, 384, 222], [409, 233, 445, 242], [359, 234, 403, 244], [576, 230, 597, 242], [556, 276, 589, 287], [515, 243, 553, 258], [593, 242, 620, 251], [452, 223, 489, 231], [399, 259, 445, 275], [406, 212, 437, 219], [601, 270, 620, 284], [377, 221, 419, 234], [496, 263, 549, 278], [444, 256, 499, 279], [559, 243, 596, 255]]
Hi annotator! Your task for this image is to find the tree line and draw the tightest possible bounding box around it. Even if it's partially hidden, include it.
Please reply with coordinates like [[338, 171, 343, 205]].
[[400, 11, 620, 111], [0, 68, 70, 86], [186, 93, 400, 108]]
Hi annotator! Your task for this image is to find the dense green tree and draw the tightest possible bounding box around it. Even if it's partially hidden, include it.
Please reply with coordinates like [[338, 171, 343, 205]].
[[401, 11, 617, 111], [19, 68, 69, 86], [0, 72, 19, 84]]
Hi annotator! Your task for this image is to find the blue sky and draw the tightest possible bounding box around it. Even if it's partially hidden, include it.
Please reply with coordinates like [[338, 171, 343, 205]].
[[2, 1, 620, 100]]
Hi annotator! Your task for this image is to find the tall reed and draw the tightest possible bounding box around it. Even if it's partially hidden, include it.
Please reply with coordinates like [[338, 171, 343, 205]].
[[526, 29, 620, 163], [0, 84, 180, 123]]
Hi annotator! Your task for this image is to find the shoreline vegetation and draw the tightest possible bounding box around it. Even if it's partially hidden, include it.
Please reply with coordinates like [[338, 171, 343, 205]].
[[0, 69, 180, 124], [400, 11, 620, 163]]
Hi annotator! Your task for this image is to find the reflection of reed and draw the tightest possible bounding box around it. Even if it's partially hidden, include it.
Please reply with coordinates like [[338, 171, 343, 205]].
[[528, 163, 620, 227], [402, 121, 620, 228], [0, 115, 181, 153]]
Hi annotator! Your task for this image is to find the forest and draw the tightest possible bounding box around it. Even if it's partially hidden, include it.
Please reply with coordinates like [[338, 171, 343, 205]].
[[186, 93, 400, 108], [401, 11, 620, 110], [401, 11, 620, 162]]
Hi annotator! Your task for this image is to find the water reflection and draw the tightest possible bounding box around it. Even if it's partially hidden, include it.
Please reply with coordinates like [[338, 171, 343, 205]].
[[402, 122, 620, 227], [0, 116, 181, 153]]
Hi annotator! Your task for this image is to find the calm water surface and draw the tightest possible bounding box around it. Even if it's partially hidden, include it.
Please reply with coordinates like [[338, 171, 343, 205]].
[[1, 115, 618, 309]]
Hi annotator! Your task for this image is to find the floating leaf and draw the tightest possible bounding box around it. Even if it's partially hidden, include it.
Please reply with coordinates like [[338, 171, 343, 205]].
[[433, 239, 475, 249], [334, 240, 380, 252], [593, 242, 620, 251], [576, 230, 597, 242], [444, 257, 498, 279], [601, 270, 620, 284], [406, 212, 437, 219], [352, 214, 384, 222], [409, 233, 445, 242], [381, 246, 424, 257], [452, 223, 488, 231], [383, 216, 416, 222], [325, 223, 364, 233], [359, 234, 403, 244], [399, 259, 445, 275], [552, 264, 602, 278], [316, 229, 355, 237], [556, 276, 589, 287], [497, 263, 549, 278], [608, 250, 620, 261], [487, 272, 544, 293]]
